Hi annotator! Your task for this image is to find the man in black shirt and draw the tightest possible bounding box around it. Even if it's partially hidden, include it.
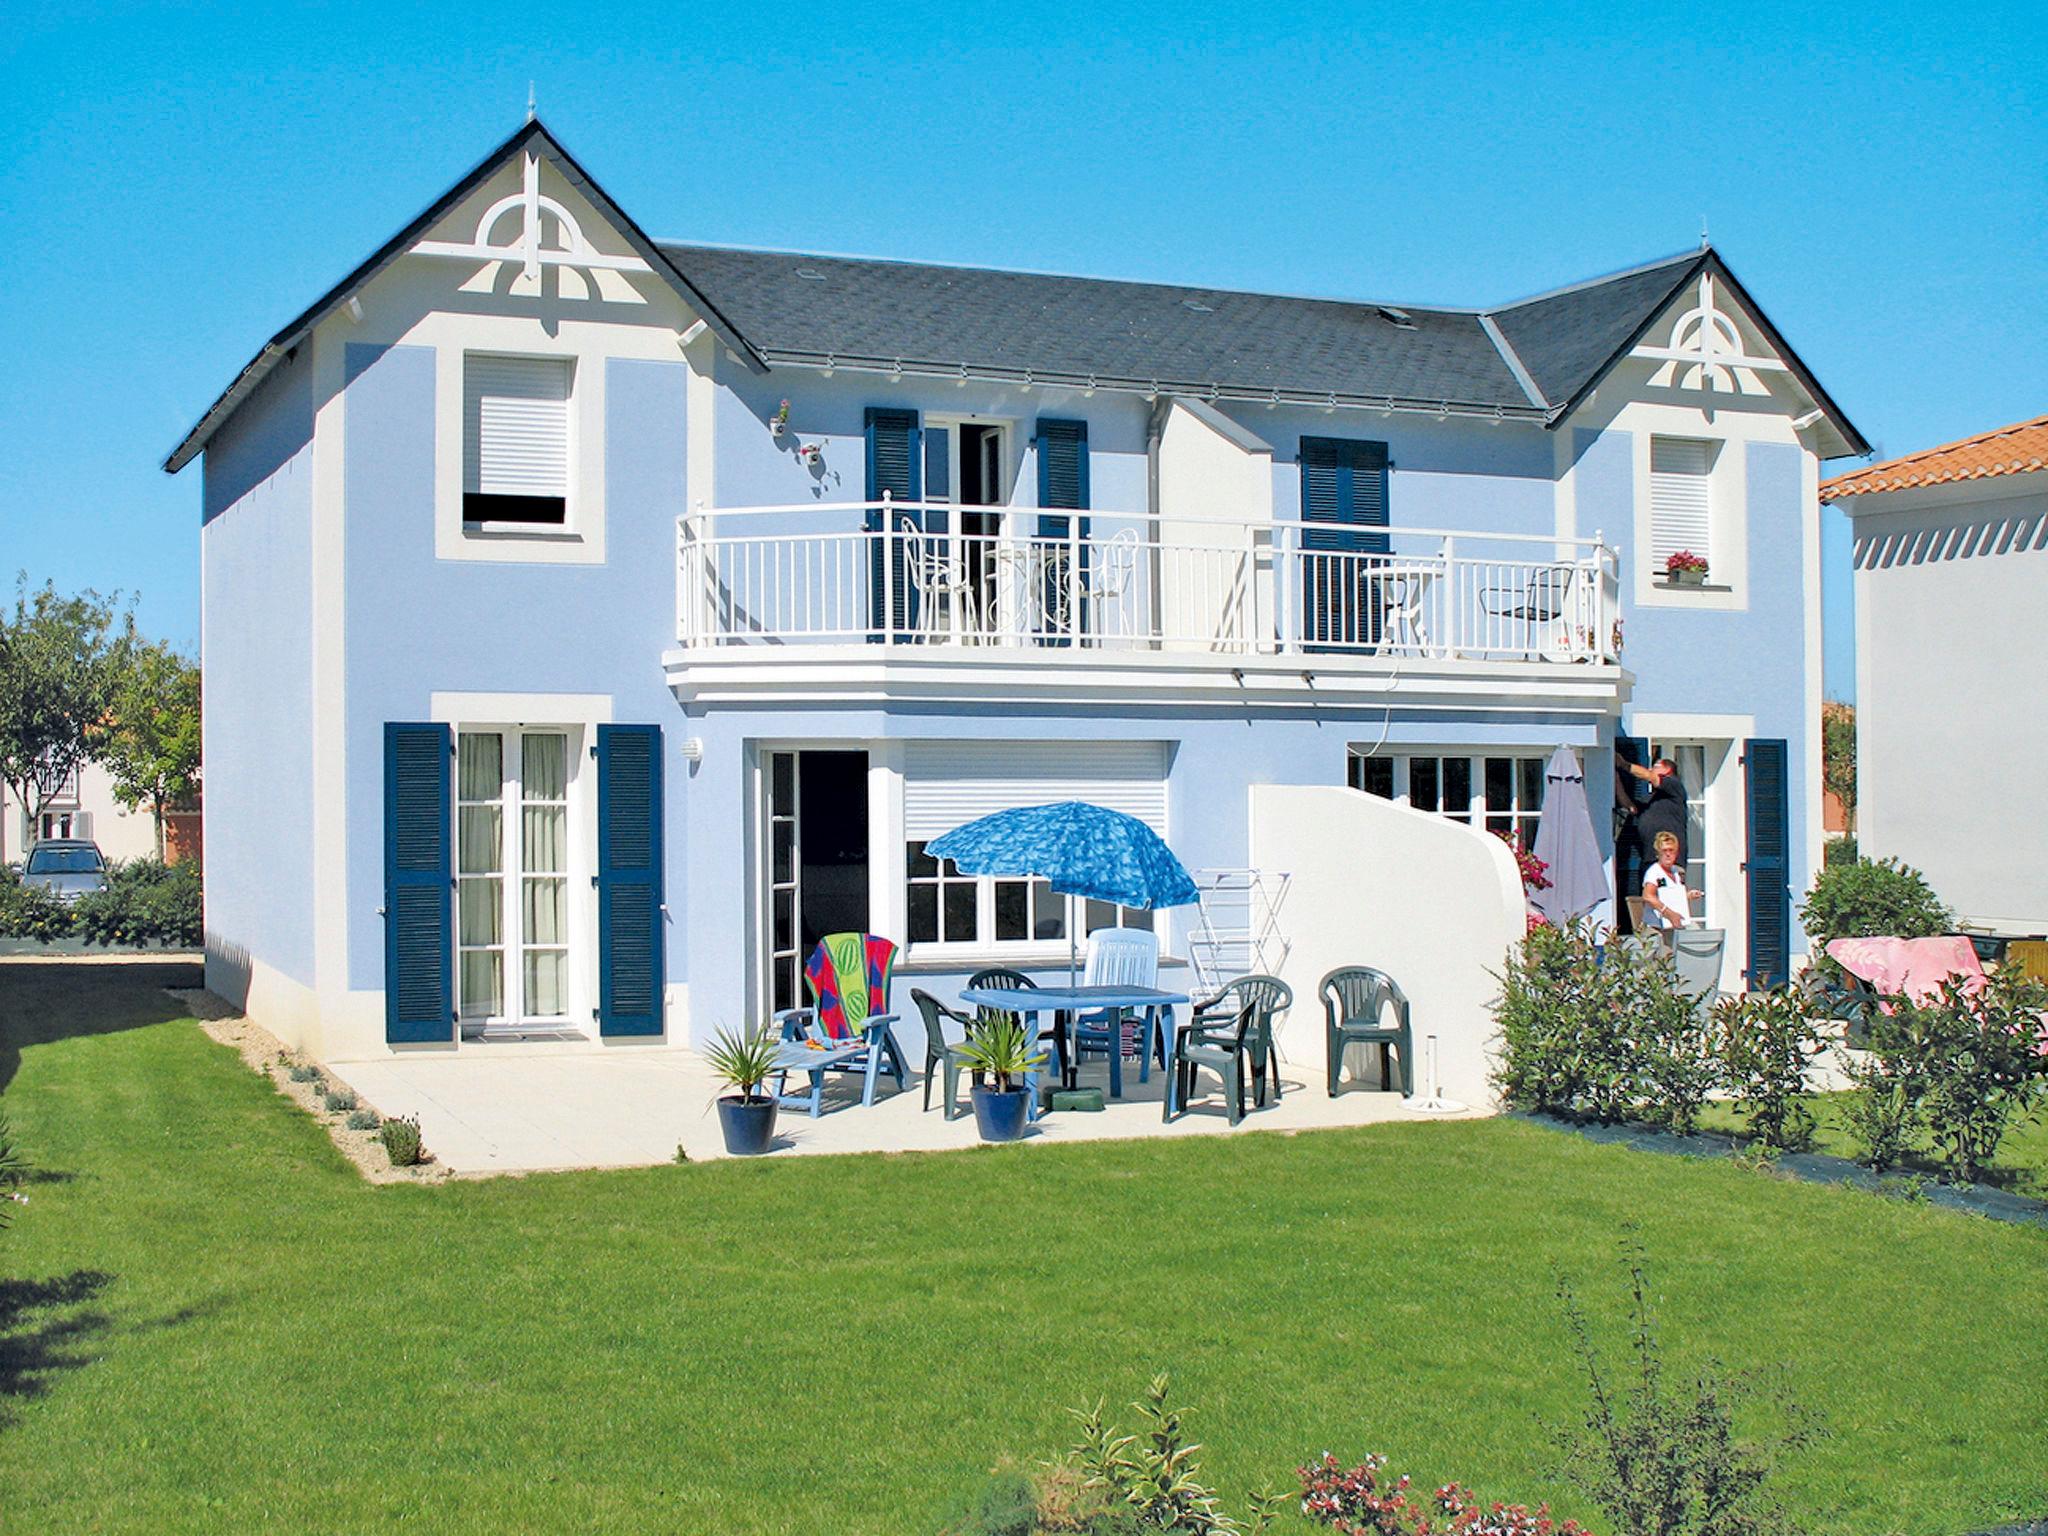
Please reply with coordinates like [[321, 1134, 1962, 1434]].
[[1625, 756, 1690, 870]]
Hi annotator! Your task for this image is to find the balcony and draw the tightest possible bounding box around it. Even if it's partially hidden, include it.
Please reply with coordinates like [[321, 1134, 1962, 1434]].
[[667, 502, 1623, 712]]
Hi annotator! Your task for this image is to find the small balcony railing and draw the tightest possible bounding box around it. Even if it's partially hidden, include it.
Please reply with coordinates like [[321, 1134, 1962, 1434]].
[[676, 501, 1619, 665]]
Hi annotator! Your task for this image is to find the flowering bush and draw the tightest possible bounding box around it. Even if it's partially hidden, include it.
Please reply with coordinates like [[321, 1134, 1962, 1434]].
[[1663, 550, 1708, 577], [1498, 831, 1551, 893], [1297, 1454, 1590, 1535]]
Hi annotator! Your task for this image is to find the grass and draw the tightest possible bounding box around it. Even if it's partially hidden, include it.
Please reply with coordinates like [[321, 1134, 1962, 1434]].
[[2, 962, 2045, 1535], [1700, 1092, 2048, 1198]]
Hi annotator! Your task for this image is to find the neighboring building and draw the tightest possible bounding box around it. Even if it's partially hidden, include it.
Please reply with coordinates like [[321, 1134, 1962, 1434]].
[[1823, 414, 2048, 937], [1, 760, 160, 866], [162, 120, 1863, 1090]]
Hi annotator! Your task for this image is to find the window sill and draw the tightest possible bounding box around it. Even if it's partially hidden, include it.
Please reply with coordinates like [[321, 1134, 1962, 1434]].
[[1653, 579, 1733, 593], [463, 521, 584, 542]]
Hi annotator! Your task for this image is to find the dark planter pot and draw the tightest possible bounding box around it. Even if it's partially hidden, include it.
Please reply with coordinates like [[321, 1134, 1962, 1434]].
[[717, 1094, 779, 1155], [971, 1084, 1030, 1143], [1668, 568, 1706, 586]]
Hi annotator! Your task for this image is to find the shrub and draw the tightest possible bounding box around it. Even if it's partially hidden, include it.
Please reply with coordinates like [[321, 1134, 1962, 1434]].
[[1861, 969, 2048, 1183], [1298, 1453, 1592, 1535], [1068, 1375, 1284, 1534], [1822, 835, 1857, 869], [1797, 857, 1949, 976], [1493, 924, 1712, 1129], [345, 1108, 380, 1131], [288, 1063, 323, 1084], [71, 857, 202, 949], [1555, 1242, 1820, 1536], [934, 1466, 1043, 1536], [321, 1087, 358, 1113], [1715, 989, 1821, 1152], [1839, 1048, 1920, 1173], [0, 865, 74, 942], [379, 1113, 424, 1167]]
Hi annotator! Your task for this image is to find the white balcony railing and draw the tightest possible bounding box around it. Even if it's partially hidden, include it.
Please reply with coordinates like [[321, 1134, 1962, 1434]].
[[676, 501, 1619, 665]]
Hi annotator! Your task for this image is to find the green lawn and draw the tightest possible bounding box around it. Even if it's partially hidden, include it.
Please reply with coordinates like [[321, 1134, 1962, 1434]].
[[1700, 1093, 2048, 1199], [2, 963, 2044, 1536]]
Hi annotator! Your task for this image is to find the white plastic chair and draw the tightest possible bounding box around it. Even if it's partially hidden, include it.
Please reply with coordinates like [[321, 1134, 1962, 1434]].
[[1072, 926, 1161, 1082]]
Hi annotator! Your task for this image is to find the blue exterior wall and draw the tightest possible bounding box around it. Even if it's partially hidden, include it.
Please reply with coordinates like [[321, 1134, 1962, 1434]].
[[200, 347, 318, 994], [1575, 427, 1815, 929], [339, 344, 691, 993]]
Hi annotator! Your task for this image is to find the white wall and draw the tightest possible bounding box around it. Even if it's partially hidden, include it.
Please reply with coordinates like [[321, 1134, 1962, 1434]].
[[1852, 478, 2048, 933], [1154, 397, 1274, 646], [1250, 784, 1525, 1108], [1, 760, 160, 865]]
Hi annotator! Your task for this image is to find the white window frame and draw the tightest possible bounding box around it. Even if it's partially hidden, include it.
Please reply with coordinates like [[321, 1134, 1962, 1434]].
[[455, 725, 580, 1034], [1346, 747, 1551, 850], [1626, 425, 1749, 611], [462, 352, 576, 534]]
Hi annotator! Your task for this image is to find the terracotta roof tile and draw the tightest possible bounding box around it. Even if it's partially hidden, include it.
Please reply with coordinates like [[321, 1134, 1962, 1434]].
[[1820, 413, 2048, 502]]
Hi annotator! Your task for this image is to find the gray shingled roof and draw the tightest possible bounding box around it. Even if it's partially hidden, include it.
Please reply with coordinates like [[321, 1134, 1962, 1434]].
[[1489, 254, 1703, 413], [662, 243, 1550, 413]]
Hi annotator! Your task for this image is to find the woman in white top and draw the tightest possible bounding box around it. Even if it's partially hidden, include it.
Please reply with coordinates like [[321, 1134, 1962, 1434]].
[[1641, 830, 1702, 930]]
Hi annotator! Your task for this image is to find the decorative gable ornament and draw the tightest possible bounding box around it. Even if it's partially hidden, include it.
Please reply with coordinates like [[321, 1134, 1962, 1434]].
[[1631, 272, 1785, 396], [410, 151, 651, 302]]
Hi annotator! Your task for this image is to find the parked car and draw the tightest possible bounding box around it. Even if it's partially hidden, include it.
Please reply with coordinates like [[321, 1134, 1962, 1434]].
[[21, 840, 109, 903]]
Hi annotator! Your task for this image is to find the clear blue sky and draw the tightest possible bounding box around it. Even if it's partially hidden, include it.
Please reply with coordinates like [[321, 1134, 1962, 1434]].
[[5, 2, 2043, 698]]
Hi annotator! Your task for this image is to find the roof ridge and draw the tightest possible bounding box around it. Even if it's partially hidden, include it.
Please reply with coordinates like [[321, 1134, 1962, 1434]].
[[1820, 414, 2048, 500], [1484, 247, 1704, 314], [1855, 413, 2048, 468], [657, 239, 1487, 316]]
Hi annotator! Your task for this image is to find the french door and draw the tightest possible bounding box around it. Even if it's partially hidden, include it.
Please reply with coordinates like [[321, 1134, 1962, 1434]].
[[762, 750, 871, 1015], [457, 728, 572, 1035]]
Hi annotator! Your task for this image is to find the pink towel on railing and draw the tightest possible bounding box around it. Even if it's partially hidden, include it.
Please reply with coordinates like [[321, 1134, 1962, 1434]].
[[1825, 935, 1987, 1004]]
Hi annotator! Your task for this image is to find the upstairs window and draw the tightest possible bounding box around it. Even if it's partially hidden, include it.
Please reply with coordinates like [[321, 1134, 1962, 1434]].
[[464, 355, 572, 526], [1648, 436, 1716, 579]]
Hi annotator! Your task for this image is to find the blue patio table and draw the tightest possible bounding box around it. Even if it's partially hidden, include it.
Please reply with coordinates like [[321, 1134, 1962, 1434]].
[[959, 984, 1191, 1103], [769, 1039, 873, 1118]]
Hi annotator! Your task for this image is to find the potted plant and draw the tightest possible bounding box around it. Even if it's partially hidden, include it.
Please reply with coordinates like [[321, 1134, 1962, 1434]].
[[706, 1022, 782, 1155], [1664, 550, 1709, 586], [955, 1013, 1046, 1144], [770, 398, 791, 438]]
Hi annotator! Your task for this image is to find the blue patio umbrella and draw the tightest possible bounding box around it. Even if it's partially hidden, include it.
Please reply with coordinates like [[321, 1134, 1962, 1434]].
[[927, 800, 1201, 981]]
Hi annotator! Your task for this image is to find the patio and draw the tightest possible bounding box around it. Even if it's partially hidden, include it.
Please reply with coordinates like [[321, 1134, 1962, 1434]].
[[335, 1044, 1463, 1174]]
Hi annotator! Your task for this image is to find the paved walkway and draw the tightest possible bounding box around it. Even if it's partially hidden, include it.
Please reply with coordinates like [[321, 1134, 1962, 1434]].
[[337, 1046, 1471, 1174]]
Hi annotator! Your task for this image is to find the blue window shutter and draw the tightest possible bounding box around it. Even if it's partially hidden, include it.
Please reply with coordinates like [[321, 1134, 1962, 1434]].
[[598, 724, 665, 1036], [384, 722, 453, 1043], [1298, 437, 1389, 647], [1034, 419, 1091, 646], [1744, 738, 1791, 988], [864, 408, 922, 636], [1614, 734, 1650, 933]]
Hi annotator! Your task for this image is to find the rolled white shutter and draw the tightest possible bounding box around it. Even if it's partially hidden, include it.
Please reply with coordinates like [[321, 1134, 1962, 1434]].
[[903, 742, 1168, 839], [465, 356, 571, 497], [1649, 437, 1713, 568]]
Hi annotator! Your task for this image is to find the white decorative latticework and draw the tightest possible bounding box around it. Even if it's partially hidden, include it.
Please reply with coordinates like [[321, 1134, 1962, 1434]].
[[1633, 272, 1782, 396], [410, 152, 651, 300]]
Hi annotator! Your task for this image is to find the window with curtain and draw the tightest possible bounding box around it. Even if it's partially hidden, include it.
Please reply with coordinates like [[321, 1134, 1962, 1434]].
[[455, 727, 575, 1030]]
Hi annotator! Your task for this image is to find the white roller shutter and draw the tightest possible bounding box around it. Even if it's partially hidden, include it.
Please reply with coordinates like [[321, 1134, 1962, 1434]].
[[1649, 437, 1713, 569], [903, 741, 1169, 839], [464, 355, 571, 497]]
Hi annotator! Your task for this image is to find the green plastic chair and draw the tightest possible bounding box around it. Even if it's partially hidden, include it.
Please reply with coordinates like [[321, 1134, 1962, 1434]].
[[1321, 966, 1413, 1098], [912, 988, 981, 1119], [1166, 974, 1293, 1124], [966, 967, 1067, 1082]]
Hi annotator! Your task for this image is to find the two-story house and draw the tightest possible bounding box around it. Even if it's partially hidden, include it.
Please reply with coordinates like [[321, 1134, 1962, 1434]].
[[165, 120, 1864, 1094]]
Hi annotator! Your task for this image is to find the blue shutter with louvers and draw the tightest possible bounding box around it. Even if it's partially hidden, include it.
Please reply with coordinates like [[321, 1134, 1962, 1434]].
[[865, 408, 922, 637], [597, 723, 665, 1036], [1614, 734, 1650, 933], [1298, 437, 1390, 647], [384, 722, 453, 1043], [1744, 738, 1792, 989], [1035, 419, 1091, 645]]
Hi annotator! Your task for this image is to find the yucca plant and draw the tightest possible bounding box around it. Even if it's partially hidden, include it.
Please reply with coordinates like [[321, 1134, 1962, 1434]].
[[954, 1013, 1046, 1095], [0, 1113, 28, 1232], [705, 1021, 781, 1104]]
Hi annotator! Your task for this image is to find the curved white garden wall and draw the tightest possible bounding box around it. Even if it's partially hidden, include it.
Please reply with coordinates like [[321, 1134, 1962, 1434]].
[[1250, 785, 1524, 1110]]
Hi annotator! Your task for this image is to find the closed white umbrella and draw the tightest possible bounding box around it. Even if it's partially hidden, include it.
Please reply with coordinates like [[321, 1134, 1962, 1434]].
[[1529, 747, 1609, 927]]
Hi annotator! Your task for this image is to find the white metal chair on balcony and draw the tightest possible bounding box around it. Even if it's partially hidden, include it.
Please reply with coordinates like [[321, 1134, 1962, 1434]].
[[894, 513, 980, 642], [1056, 526, 1140, 645], [1481, 564, 1582, 660]]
